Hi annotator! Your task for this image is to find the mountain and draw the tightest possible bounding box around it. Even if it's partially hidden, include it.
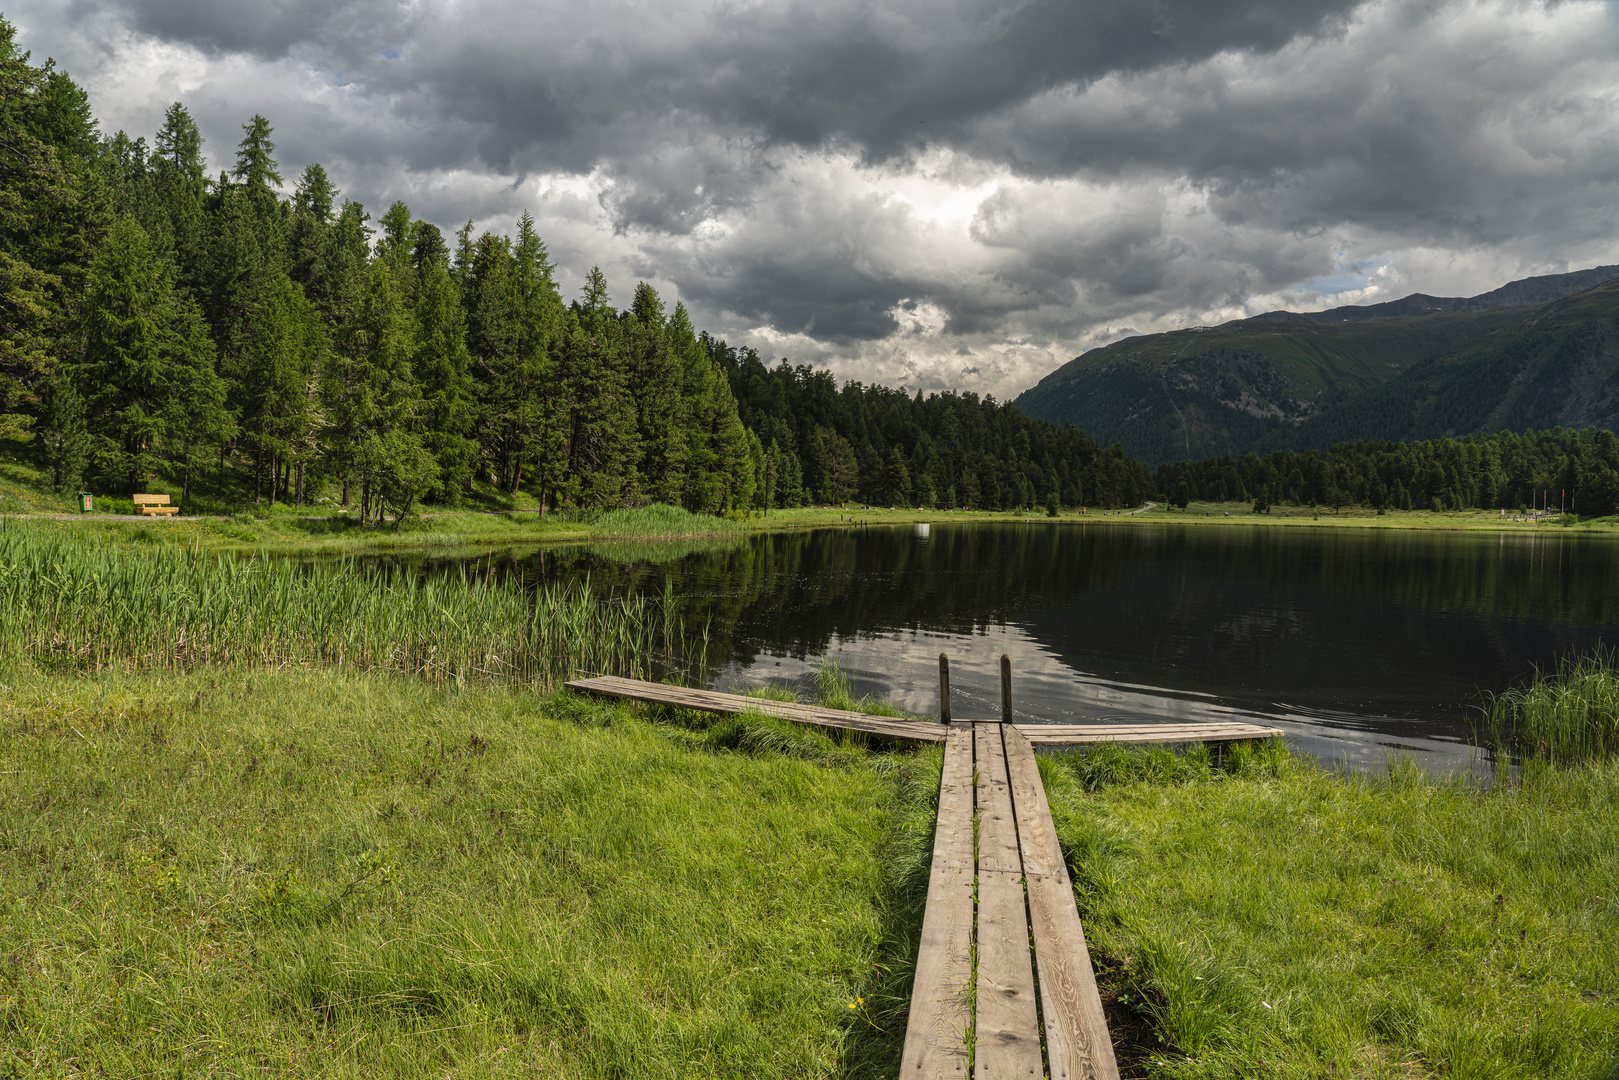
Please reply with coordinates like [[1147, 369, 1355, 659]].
[[1272, 264, 1619, 324], [1014, 265, 1619, 464]]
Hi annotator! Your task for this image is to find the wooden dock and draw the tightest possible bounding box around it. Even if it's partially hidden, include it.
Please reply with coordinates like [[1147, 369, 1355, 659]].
[[564, 671, 1285, 1076], [900, 721, 1119, 1079], [563, 676, 1284, 747]]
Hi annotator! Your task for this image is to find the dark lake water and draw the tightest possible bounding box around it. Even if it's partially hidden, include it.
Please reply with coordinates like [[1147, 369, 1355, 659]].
[[446, 522, 1619, 771]]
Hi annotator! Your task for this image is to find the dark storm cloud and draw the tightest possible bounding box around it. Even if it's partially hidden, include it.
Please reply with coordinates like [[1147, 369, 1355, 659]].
[[12, 0, 1619, 397], [103, 0, 405, 61], [62, 0, 1363, 166]]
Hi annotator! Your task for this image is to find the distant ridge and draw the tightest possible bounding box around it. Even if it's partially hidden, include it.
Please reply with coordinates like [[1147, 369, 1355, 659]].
[[1258, 264, 1619, 324], [1014, 265, 1619, 464]]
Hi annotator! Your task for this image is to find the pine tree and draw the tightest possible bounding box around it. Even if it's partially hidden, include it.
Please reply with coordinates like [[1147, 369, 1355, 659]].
[[232, 114, 282, 193], [41, 374, 90, 493], [558, 268, 638, 506], [75, 216, 219, 491], [626, 282, 685, 502], [326, 261, 430, 522], [413, 254, 477, 501], [287, 164, 337, 306], [159, 293, 231, 501], [236, 274, 324, 505], [508, 213, 564, 499], [152, 103, 206, 198]]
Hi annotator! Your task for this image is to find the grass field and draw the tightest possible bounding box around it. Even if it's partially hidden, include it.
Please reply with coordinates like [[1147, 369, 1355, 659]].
[[4, 658, 1617, 1077], [1043, 744, 1619, 1079], [0, 666, 937, 1078]]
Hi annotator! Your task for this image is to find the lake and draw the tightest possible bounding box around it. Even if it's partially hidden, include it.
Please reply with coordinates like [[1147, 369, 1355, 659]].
[[445, 521, 1619, 770]]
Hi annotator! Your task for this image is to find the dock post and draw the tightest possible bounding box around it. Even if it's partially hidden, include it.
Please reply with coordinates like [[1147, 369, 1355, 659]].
[[939, 654, 951, 723], [1001, 653, 1012, 723]]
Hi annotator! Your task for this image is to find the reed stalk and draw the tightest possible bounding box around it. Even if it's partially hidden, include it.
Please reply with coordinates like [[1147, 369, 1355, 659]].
[[1484, 649, 1619, 763], [0, 525, 698, 686]]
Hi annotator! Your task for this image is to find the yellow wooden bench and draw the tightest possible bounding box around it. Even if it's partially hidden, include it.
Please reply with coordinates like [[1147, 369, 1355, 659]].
[[133, 494, 179, 516]]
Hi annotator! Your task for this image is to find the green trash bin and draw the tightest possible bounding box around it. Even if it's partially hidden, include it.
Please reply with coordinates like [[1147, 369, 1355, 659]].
[[78, 492, 92, 513]]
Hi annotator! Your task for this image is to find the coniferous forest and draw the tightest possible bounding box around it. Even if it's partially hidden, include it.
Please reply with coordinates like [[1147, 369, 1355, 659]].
[[1156, 428, 1619, 516], [0, 22, 1152, 520]]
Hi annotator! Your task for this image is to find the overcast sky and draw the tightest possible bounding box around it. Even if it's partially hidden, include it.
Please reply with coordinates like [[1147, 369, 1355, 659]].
[[11, 0, 1619, 398]]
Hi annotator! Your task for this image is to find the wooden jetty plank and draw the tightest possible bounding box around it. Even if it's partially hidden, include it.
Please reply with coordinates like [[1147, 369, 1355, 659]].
[[1015, 722, 1284, 746], [932, 723, 976, 871], [974, 724, 1022, 875], [569, 677, 944, 741], [973, 722, 1043, 1077], [1002, 728, 1120, 1080], [1024, 874, 1118, 1080], [975, 869, 1044, 1078], [900, 725, 977, 1077]]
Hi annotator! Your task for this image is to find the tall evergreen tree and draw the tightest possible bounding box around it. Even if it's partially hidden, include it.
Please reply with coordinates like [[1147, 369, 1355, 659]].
[[232, 114, 282, 193], [558, 267, 638, 506], [75, 216, 224, 492], [413, 253, 477, 502]]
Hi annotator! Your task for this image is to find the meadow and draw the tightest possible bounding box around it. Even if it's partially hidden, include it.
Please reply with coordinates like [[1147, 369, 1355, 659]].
[[0, 525, 1615, 1077]]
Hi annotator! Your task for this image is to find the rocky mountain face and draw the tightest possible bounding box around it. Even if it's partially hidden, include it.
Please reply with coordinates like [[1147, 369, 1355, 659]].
[[1014, 266, 1619, 464]]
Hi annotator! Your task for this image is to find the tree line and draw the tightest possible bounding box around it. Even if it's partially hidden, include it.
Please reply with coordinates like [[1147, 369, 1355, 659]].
[[1155, 428, 1619, 516], [1, 20, 1152, 520], [713, 345, 1153, 511]]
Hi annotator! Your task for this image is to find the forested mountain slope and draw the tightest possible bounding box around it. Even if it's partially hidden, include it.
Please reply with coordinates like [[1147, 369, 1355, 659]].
[[1300, 280, 1619, 445], [1014, 267, 1619, 464]]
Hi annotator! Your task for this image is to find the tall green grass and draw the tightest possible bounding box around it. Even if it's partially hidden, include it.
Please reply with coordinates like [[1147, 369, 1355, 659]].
[[0, 667, 909, 1078], [0, 524, 694, 686], [1485, 650, 1619, 763], [589, 503, 742, 538], [1045, 744, 1619, 1079]]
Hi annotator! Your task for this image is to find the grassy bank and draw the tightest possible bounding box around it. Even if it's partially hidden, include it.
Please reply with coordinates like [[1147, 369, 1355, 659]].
[[0, 665, 937, 1078], [1041, 744, 1619, 1079]]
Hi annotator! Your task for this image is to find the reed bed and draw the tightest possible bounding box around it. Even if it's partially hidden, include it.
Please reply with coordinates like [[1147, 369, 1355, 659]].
[[589, 502, 743, 538], [0, 525, 692, 686], [1484, 650, 1619, 763]]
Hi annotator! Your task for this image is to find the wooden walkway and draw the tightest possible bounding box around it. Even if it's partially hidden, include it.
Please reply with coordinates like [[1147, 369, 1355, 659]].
[[565, 675, 948, 743], [564, 674, 1286, 1077], [564, 676, 1284, 746], [903, 721, 1119, 1079]]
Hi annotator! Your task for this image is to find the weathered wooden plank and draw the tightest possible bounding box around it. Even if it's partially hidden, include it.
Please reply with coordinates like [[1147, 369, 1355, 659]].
[[568, 677, 941, 742], [931, 723, 976, 871], [1015, 723, 1284, 746], [1025, 874, 1118, 1080], [1001, 728, 1062, 878], [975, 724, 1022, 875], [1014, 722, 1283, 736], [975, 869, 1043, 1078], [900, 726, 977, 1077], [564, 677, 948, 743], [972, 722, 1043, 1077], [1002, 729, 1120, 1080]]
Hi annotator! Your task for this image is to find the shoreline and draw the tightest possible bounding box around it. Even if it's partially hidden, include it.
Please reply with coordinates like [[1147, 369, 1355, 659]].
[[8, 498, 1615, 556]]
